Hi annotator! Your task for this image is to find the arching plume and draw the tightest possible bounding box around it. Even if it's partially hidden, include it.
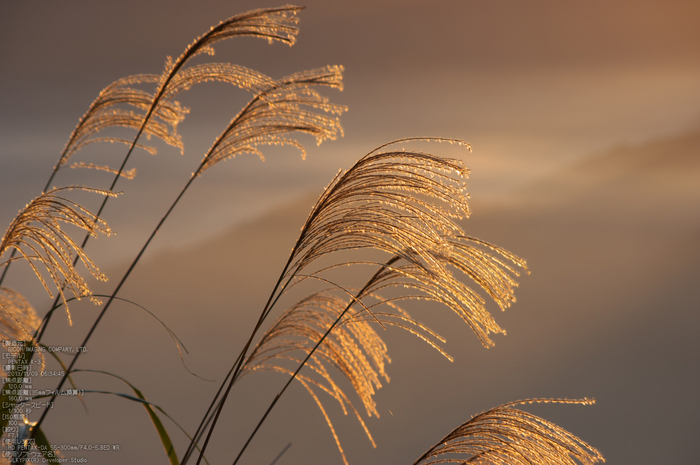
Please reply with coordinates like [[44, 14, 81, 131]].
[[412, 398, 605, 465], [277, 140, 526, 347], [199, 65, 345, 173], [0, 187, 115, 324], [233, 141, 527, 464], [0, 288, 40, 342], [51, 5, 305, 184]]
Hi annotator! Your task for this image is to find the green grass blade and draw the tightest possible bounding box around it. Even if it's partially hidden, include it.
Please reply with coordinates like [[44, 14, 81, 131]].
[[0, 341, 34, 436], [139, 394, 178, 465], [86, 378, 179, 465], [73, 370, 196, 465], [22, 387, 210, 464]]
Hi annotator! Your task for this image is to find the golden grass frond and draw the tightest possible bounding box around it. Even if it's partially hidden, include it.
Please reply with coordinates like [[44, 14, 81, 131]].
[[0, 287, 40, 342], [175, 5, 302, 61], [64, 109, 184, 161], [282, 142, 525, 347], [68, 137, 159, 158], [358, 240, 524, 347], [154, 5, 302, 119], [245, 292, 390, 416], [413, 398, 604, 465], [70, 162, 137, 180], [0, 187, 115, 324], [243, 291, 390, 464], [199, 65, 345, 172], [159, 63, 276, 103], [59, 74, 187, 168], [88, 74, 186, 124], [55, 6, 307, 182], [289, 145, 471, 275]]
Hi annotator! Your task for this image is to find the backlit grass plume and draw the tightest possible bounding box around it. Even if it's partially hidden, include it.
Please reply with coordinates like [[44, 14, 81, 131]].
[[413, 398, 604, 465], [276, 139, 526, 347], [149, 4, 304, 157], [198, 65, 345, 172], [220, 141, 528, 465], [0, 6, 604, 465], [149, 4, 305, 161], [58, 73, 187, 174], [51, 5, 304, 185], [0, 187, 115, 324], [243, 284, 458, 465], [0, 288, 40, 342], [243, 291, 389, 464]]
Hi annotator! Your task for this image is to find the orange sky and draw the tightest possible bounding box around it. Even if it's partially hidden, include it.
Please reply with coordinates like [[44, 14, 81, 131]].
[[2, 1, 699, 253], [0, 3, 699, 463]]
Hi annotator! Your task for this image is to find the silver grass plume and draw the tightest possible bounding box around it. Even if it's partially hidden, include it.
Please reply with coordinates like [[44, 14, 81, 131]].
[[0, 288, 42, 379], [412, 398, 604, 465], [278, 139, 525, 347], [151, 5, 304, 152], [198, 65, 345, 173], [356, 235, 525, 348], [58, 74, 187, 173], [0, 187, 115, 324], [244, 288, 453, 465], [0, 288, 40, 343], [152, 4, 304, 156], [170, 4, 302, 60], [158, 63, 277, 104], [243, 292, 390, 462], [54, 5, 304, 181], [233, 140, 526, 464], [70, 162, 137, 180]]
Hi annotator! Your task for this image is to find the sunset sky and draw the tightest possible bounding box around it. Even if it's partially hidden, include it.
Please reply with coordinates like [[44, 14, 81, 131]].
[[2, 0, 699, 257], [1, 1, 699, 464]]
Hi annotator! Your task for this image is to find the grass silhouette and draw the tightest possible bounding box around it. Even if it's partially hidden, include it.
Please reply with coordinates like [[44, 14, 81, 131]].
[[0, 6, 603, 465]]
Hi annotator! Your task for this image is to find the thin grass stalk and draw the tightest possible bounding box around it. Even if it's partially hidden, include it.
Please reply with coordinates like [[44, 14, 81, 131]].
[[189, 226, 358, 464], [30, 169, 199, 436], [188, 185, 334, 463], [180, 353, 243, 464], [34, 299, 61, 341], [180, 269, 298, 465], [191, 259, 296, 465], [229, 256, 399, 465], [181, 276, 290, 464], [0, 253, 14, 286]]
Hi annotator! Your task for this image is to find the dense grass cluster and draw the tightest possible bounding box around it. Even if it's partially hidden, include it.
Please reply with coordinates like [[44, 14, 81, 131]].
[[0, 6, 602, 465]]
